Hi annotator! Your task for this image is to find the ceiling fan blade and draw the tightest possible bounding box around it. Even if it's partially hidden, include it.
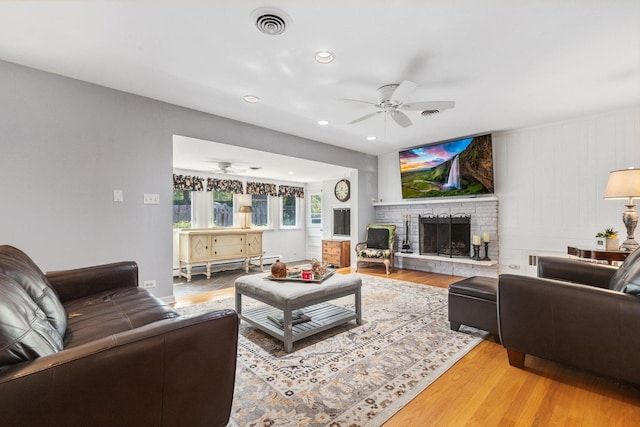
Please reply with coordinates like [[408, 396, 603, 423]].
[[348, 111, 382, 125], [340, 98, 377, 107], [390, 110, 412, 128], [400, 101, 456, 111], [390, 80, 417, 103]]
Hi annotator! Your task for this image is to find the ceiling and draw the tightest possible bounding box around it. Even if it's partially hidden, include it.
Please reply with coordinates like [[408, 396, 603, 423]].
[[1, 1, 639, 176]]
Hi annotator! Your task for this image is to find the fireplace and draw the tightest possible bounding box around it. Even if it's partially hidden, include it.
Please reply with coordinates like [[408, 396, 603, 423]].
[[419, 214, 471, 257]]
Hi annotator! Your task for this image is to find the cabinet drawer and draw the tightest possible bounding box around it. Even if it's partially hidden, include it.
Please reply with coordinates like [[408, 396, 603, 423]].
[[322, 248, 341, 255], [213, 235, 244, 246], [213, 244, 244, 258], [323, 254, 340, 264]]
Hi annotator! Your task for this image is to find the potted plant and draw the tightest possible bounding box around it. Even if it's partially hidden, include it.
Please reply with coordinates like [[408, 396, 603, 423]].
[[595, 228, 619, 251]]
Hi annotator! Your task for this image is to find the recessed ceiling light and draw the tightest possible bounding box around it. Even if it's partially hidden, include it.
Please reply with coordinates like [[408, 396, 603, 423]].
[[288, 171, 295, 175], [314, 51, 335, 64], [367, 136, 377, 141], [317, 120, 329, 126], [243, 95, 260, 103]]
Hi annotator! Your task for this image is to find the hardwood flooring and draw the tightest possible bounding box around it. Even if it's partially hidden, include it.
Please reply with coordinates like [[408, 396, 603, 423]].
[[174, 266, 640, 425]]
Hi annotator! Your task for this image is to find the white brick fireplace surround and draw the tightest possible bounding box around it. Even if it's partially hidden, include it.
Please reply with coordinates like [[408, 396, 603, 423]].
[[373, 196, 498, 278]]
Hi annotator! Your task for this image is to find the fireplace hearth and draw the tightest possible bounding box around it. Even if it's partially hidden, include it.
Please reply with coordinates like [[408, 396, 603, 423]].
[[419, 214, 471, 257]]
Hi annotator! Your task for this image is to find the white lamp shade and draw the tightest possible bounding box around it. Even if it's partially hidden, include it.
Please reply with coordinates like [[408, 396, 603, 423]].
[[604, 168, 640, 199]]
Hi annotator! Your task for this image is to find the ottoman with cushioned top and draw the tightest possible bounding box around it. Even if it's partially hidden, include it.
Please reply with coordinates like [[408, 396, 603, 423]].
[[235, 272, 362, 352], [448, 276, 500, 343]]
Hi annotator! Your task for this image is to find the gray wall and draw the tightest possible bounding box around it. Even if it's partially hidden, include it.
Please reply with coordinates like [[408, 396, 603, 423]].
[[0, 59, 377, 300]]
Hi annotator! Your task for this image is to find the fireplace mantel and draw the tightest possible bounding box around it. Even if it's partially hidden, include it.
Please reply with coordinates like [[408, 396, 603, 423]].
[[373, 195, 498, 207]]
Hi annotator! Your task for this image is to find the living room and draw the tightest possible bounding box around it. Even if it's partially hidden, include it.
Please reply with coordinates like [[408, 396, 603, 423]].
[[1, 1, 639, 425]]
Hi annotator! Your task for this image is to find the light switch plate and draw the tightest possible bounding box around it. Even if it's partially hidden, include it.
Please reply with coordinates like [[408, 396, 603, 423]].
[[143, 193, 160, 204], [113, 189, 124, 202]]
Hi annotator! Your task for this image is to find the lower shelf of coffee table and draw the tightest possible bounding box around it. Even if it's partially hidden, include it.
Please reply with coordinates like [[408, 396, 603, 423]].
[[240, 302, 357, 343]]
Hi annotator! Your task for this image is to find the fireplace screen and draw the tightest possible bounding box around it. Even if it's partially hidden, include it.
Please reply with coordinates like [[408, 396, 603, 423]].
[[419, 214, 471, 257]]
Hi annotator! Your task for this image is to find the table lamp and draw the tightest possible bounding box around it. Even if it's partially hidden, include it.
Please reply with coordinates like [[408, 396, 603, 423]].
[[239, 205, 253, 229], [604, 167, 640, 251]]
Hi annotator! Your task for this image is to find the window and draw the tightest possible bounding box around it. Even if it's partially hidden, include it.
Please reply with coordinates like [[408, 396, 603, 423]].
[[172, 190, 192, 228], [310, 193, 322, 225], [281, 196, 297, 227], [213, 192, 234, 227], [251, 194, 269, 227]]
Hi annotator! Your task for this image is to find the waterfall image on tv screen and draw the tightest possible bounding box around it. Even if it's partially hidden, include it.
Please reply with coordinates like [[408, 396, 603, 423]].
[[399, 134, 494, 199]]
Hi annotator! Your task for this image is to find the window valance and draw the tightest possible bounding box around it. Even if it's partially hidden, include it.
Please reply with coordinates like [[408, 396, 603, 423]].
[[173, 174, 204, 191], [278, 185, 305, 198], [173, 174, 302, 198], [247, 181, 278, 197], [207, 178, 244, 194]]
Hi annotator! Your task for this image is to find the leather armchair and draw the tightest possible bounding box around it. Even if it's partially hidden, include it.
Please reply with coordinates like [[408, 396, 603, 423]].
[[498, 248, 640, 385]]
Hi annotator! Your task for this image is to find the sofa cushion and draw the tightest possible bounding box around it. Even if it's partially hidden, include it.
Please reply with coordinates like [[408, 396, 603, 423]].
[[366, 228, 390, 249], [0, 246, 67, 336], [63, 287, 179, 348], [609, 247, 640, 292], [0, 273, 64, 365]]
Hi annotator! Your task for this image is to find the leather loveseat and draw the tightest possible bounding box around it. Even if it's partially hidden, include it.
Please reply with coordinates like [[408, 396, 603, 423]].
[[498, 247, 640, 385], [0, 245, 238, 426]]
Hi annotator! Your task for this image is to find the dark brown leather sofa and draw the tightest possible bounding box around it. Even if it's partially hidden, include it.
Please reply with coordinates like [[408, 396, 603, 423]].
[[498, 247, 640, 385], [0, 245, 238, 426]]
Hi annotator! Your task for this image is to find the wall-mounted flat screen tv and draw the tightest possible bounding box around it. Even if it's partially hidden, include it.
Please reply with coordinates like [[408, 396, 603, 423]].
[[399, 133, 494, 199]]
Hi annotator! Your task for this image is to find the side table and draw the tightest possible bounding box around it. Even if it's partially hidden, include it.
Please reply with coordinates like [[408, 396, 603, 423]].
[[567, 246, 630, 265]]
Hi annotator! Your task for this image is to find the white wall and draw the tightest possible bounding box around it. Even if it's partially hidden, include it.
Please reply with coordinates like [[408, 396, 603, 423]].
[[378, 107, 640, 276], [0, 59, 378, 301], [494, 107, 640, 274], [321, 170, 364, 265]]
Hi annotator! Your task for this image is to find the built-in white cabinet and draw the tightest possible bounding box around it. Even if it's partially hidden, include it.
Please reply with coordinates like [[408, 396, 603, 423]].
[[178, 228, 263, 281]]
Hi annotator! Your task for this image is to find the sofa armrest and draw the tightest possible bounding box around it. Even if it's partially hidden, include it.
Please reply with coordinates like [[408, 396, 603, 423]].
[[355, 241, 367, 252], [46, 261, 138, 302], [537, 256, 617, 288], [498, 274, 640, 385], [0, 309, 239, 426]]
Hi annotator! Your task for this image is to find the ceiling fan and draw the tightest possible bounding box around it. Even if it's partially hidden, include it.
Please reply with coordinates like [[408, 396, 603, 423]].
[[207, 161, 246, 174], [344, 80, 455, 128]]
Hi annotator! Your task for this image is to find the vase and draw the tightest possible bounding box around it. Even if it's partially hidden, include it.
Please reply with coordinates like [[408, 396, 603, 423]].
[[606, 238, 619, 251]]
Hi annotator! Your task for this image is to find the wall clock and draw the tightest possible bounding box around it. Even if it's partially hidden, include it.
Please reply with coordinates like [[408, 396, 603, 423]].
[[334, 179, 350, 202]]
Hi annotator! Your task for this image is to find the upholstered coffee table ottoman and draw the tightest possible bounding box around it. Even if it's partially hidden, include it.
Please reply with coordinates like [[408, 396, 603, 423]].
[[448, 276, 500, 343], [235, 273, 362, 352]]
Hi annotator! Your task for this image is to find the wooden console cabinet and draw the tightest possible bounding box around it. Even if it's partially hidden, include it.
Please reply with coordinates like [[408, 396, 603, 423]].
[[178, 228, 263, 281], [322, 239, 351, 268]]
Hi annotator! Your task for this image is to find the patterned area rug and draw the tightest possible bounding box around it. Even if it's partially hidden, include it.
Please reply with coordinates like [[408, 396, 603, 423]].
[[177, 275, 486, 427]]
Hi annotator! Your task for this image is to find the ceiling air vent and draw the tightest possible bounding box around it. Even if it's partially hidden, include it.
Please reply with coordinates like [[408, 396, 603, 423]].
[[252, 8, 290, 35]]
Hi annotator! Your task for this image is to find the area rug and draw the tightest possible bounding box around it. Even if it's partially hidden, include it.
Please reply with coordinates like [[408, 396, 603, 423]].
[[177, 275, 487, 427]]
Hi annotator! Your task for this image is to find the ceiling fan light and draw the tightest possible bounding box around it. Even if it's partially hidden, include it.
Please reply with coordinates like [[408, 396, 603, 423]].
[[314, 51, 334, 64]]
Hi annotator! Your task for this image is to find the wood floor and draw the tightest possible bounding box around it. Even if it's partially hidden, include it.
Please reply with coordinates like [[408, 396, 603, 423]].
[[174, 266, 640, 425]]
